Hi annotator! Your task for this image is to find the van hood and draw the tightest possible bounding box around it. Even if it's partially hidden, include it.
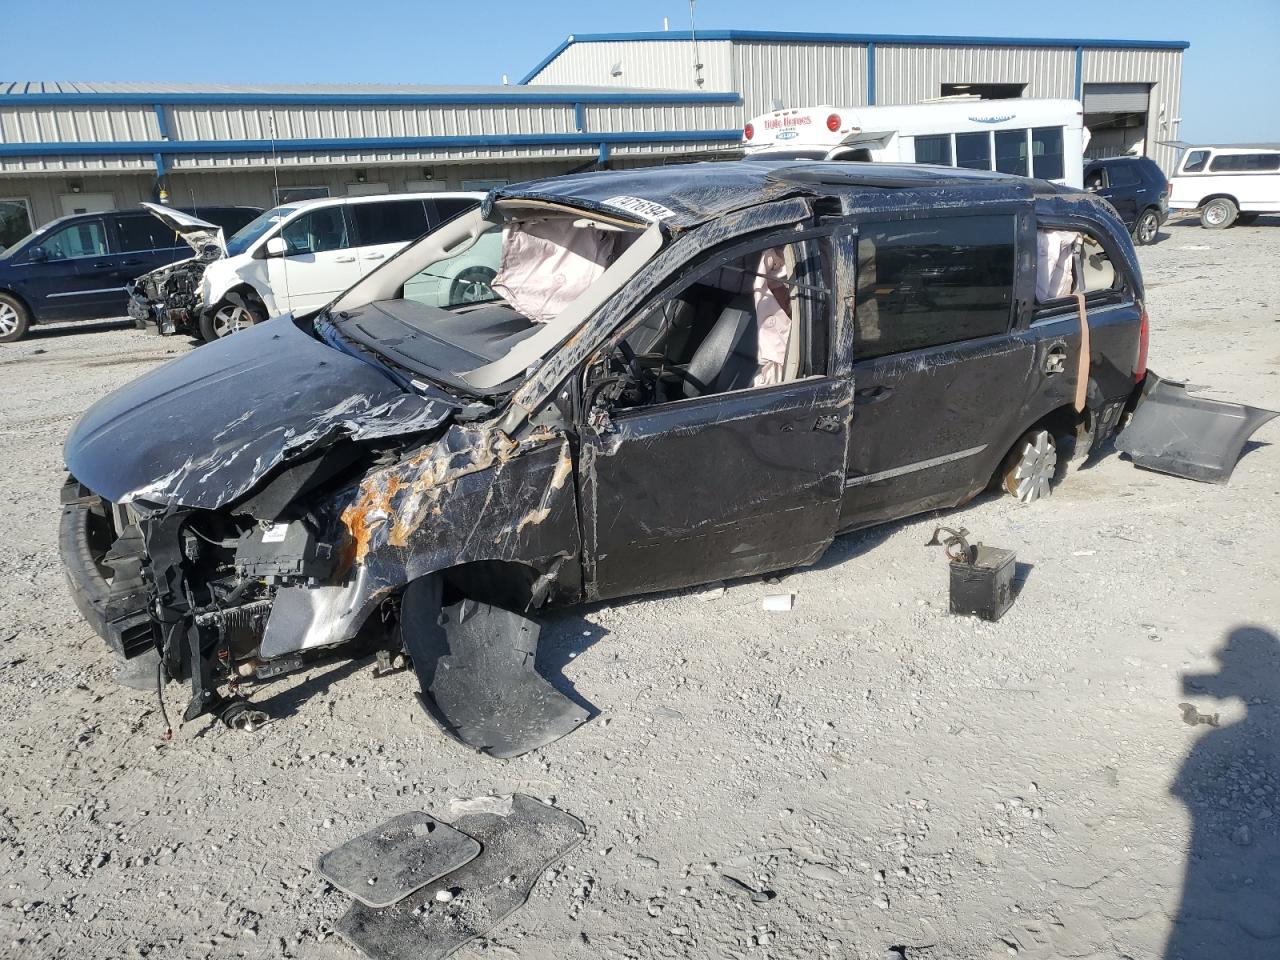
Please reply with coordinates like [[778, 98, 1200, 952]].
[[64, 316, 455, 511], [141, 202, 225, 257]]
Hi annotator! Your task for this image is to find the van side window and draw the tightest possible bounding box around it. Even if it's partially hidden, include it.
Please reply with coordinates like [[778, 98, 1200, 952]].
[[914, 135, 952, 166], [618, 239, 824, 405], [113, 215, 181, 253], [40, 220, 108, 260], [1035, 230, 1119, 307], [955, 133, 991, 170], [1030, 127, 1064, 180], [280, 208, 350, 255], [853, 215, 1016, 359], [351, 200, 429, 246], [1182, 150, 1210, 173], [1209, 153, 1280, 173], [431, 198, 478, 226]]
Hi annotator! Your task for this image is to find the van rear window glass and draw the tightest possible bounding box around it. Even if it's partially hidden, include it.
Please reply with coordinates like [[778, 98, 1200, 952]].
[[995, 130, 1028, 176], [913, 135, 952, 166], [955, 133, 991, 170], [1030, 127, 1064, 180], [352, 200, 430, 246], [1209, 153, 1280, 172], [853, 215, 1016, 360]]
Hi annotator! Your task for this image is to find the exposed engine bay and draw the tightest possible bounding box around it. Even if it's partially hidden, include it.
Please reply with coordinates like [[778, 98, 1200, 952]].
[[127, 248, 217, 336]]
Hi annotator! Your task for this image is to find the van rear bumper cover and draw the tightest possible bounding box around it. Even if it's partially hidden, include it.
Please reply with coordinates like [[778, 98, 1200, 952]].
[[1116, 372, 1278, 483]]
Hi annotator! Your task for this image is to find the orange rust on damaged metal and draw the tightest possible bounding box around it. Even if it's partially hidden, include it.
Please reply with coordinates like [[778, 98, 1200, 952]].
[[339, 474, 403, 567]]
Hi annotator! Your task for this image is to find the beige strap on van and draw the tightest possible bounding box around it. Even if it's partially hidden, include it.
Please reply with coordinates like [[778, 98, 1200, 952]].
[[1074, 292, 1091, 413]]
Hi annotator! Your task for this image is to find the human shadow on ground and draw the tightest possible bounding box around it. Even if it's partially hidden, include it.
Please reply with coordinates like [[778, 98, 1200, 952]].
[[1165, 625, 1280, 960]]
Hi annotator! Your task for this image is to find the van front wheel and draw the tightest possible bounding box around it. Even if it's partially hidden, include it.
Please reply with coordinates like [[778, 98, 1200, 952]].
[[1201, 198, 1238, 230], [200, 297, 266, 342], [0, 293, 30, 343]]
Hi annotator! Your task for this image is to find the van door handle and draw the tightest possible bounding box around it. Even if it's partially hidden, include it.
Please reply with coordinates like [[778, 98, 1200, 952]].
[[364, 253, 385, 260], [854, 385, 894, 404], [335, 255, 356, 263], [813, 415, 843, 433]]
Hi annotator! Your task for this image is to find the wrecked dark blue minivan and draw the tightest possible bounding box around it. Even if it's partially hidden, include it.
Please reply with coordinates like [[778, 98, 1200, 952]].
[[57, 162, 1274, 756]]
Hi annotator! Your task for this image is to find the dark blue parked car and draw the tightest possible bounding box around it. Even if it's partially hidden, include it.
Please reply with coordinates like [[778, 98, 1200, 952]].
[[1083, 157, 1168, 245], [0, 205, 260, 342]]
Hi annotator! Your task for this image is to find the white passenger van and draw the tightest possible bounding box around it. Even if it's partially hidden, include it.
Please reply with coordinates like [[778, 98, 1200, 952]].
[[742, 98, 1085, 189], [1168, 144, 1280, 229], [198, 192, 483, 339]]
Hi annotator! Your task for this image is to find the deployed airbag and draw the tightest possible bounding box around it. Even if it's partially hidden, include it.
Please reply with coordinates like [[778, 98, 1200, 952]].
[[1116, 373, 1278, 483], [491, 218, 616, 323]]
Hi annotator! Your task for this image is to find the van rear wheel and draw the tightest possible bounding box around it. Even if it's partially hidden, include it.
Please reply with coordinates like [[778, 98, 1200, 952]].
[[1000, 428, 1057, 504], [0, 293, 30, 343], [1201, 198, 1238, 229]]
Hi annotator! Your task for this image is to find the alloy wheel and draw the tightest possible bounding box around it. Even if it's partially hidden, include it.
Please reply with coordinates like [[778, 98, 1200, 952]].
[[212, 304, 255, 338], [1002, 429, 1057, 503], [1137, 211, 1159, 244], [0, 302, 19, 338]]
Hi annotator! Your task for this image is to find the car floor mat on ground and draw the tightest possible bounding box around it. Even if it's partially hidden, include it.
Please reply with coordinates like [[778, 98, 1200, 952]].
[[317, 812, 482, 908], [337, 793, 585, 960], [400, 577, 590, 760], [1116, 372, 1278, 483]]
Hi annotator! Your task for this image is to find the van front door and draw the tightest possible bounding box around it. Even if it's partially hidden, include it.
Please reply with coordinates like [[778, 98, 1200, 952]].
[[267, 207, 362, 313], [577, 231, 852, 601]]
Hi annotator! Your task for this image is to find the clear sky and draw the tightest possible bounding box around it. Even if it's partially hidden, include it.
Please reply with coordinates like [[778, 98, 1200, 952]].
[[4, 0, 1277, 143]]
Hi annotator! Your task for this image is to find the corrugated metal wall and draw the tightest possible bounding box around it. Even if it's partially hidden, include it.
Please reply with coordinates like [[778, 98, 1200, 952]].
[[0, 104, 160, 143], [1082, 48, 1182, 174], [732, 42, 867, 114], [526, 39, 733, 90], [876, 45, 1076, 104]]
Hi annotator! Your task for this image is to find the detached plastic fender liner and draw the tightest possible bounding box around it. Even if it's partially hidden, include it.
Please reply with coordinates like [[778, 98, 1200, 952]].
[[1116, 372, 1278, 483], [399, 575, 590, 759]]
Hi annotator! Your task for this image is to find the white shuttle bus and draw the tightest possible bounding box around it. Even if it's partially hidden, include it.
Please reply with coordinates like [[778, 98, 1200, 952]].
[[742, 98, 1085, 189]]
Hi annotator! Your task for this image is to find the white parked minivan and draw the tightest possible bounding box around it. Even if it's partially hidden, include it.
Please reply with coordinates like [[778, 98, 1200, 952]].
[[1168, 145, 1280, 229], [198, 192, 483, 339]]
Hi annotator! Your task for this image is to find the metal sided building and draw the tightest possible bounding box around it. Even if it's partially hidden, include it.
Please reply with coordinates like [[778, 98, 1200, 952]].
[[0, 82, 742, 246], [523, 31, 1189, 171], [0, 30, 1186, 248]]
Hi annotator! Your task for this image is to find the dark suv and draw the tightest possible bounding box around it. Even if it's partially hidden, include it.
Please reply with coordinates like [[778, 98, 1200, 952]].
[[0, 205, 260, 342], [1083, 156, 1168, 245]]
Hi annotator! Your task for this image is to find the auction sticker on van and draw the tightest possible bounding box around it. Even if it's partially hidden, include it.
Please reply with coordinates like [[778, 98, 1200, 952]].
[[602, 196, 676, 223]]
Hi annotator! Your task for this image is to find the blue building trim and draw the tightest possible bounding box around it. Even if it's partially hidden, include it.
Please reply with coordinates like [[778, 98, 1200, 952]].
[[153, 104, 170, 139], [1074, 46, 1084, 101], [153, 152, 166, 177], [1, 90, 739, 107], [520, 35, 576, 84], [574, 101, 586, 132], [0, 130, 742, 160], [598, 142, 610, 166], [520, 29, 1189, 83], [866, 42, 876, 106]]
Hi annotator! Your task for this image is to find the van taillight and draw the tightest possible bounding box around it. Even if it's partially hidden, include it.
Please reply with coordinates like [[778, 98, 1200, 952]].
[[744, 122, 754, 141], [826, 113, 841, 132], [1135, 308, 1149, 382]]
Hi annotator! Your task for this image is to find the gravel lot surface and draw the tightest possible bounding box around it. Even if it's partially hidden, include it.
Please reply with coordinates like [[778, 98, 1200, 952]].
[[1, 217, 1277, 960]]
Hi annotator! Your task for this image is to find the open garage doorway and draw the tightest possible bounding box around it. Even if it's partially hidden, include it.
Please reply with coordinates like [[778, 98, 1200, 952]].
[[1083, 83, 1151, 160]]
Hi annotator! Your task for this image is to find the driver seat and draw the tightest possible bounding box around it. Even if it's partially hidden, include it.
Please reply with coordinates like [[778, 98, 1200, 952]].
[[682, 297, 758, 398]]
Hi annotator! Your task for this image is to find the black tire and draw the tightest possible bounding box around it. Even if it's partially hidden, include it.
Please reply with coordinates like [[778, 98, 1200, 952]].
[[200, 294, 266, 342], [1133, 208, 1161, 245], [448, 266, 497, 306], [0, 292, 31, 343], [1200, 197, 1238, 230]]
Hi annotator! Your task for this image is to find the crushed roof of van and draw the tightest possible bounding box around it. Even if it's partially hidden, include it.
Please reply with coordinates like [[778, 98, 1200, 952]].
[[485, 160, 1071, 229]]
